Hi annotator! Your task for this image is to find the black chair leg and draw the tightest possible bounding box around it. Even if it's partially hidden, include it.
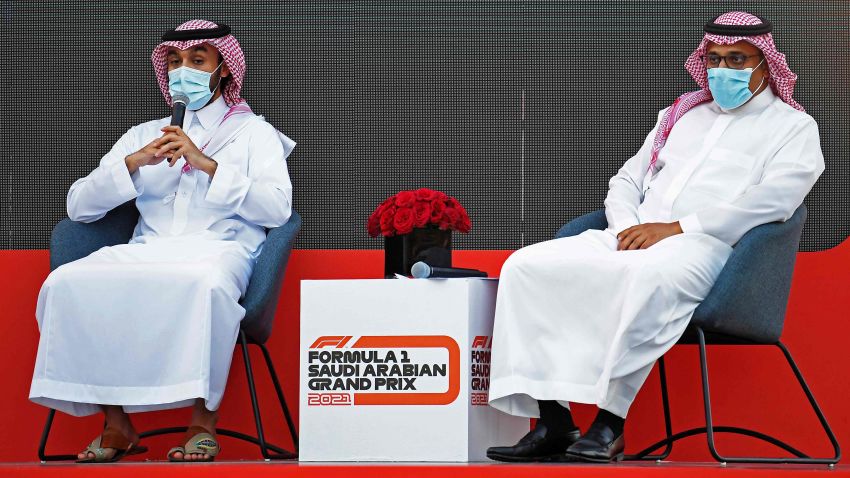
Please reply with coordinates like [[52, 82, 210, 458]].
[[240, 329, 270, 458], [776, 341, 841, 462], [38, 409, 78, 462], [697, 327, 841, 465], [626, 356, 674, 461], [239, 330, 297, 460], [627, 328, 840, 465], [258, 340, 299, 451]]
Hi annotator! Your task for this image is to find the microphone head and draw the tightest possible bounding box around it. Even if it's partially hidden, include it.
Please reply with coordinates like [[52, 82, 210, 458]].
[[171, 92, 190, 106], [410, 261, 432, 279]]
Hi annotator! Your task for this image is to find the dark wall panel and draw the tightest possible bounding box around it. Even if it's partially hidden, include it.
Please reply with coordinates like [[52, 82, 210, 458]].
[[1, 1, 847, 251]]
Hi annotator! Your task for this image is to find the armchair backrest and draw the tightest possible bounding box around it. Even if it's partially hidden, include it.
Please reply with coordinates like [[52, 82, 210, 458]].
[[241, 211, 302, 344], [50, 201, 139, 271]]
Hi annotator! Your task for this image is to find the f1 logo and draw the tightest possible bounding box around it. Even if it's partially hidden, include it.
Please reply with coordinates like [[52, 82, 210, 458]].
[[472, 335, 491, 348], [310, 336, 353, 349]]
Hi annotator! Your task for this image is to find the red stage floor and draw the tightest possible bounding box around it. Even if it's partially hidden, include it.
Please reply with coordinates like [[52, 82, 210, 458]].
[[2, 461, 846, 478]]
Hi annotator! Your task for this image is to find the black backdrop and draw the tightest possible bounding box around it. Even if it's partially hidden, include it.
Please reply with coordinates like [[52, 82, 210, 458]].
[[1, 1, 847, 250]]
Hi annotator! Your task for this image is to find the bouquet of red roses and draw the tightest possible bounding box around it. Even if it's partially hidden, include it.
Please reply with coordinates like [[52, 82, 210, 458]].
[[367, 188, 472, 237]]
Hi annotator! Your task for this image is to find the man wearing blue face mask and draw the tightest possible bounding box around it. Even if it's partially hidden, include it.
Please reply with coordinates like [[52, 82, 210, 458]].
[[29, 20, 295, 463], [487, 11, 824, 463], [705, 42, 768, 110]]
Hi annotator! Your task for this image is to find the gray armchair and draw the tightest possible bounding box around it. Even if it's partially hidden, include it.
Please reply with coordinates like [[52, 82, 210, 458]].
[[555, 206, 839, 464], [39, 201, 301, 460]]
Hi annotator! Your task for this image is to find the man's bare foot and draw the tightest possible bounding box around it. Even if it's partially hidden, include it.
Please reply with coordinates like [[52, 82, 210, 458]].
[[169, 399, 219, 461], [77, 405, 139, 461]]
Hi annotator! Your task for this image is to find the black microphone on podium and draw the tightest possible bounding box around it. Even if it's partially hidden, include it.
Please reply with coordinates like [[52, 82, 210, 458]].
[[410, 261, 488, 279], [170, 93, 190, 128]]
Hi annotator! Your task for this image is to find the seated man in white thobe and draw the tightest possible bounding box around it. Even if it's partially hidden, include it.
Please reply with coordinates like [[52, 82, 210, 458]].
[[28, 20, 294, 463], [486, 11, 824, 463]]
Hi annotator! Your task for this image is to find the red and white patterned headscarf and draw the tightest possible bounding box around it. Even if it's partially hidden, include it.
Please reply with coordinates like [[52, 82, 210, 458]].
[[151, 19, 245, 107], [649, 11, 803, 173]]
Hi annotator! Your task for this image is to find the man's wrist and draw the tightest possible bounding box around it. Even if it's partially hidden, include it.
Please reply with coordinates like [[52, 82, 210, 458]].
[[672, 221, 683, 235], [203, 156, 218, 178], [125, 155, 139, 174]]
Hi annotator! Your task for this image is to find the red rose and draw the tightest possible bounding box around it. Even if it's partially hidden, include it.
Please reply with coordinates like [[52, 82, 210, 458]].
[[452, 201, 471, 232], [380, 206, 396, 236], [395, 190, 416, 208], [394, 207, 415, 235], [457, 214, 471, 233], [413, 201, 431, 228], [368, 195, 397, 236], [367, 212, 381, 237], [443, 197, 472, 232], [430, 199, 446, 224], [454, 202, 468, 219], [380, 195, 396, 208], [440, 207, 461, 230], [415, 188, 437, 201], [433, 190, 448, 201]]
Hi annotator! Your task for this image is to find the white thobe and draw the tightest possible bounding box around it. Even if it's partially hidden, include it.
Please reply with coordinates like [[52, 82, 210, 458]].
[[29, 96, 294, 416], [489, 88, 824, 419]]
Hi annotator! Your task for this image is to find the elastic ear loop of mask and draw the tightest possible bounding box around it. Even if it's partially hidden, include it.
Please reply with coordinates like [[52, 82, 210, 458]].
[[750, 58, 768, 95], [210, 61, 225, 95]]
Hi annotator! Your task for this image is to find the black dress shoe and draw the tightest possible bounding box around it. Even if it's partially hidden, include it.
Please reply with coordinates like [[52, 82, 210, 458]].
[[487, 423, 581, 462], [564, 421, 625, 463]]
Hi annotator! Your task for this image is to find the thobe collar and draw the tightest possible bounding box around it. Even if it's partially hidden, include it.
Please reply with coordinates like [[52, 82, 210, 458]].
[[185, 95, 228, 131], [713, 86, 777, 115]]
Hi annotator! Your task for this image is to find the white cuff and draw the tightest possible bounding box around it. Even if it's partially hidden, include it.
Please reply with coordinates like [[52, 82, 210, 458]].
[[205, 163, 238, 206], [678, 214, 704, 234], [109, 161, 142, 199], [605, 210, 639, 237]]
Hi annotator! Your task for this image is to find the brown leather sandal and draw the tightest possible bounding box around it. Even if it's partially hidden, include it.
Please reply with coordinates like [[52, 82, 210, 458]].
[[167, 425, 221, 462], [76, 427, 148, 463]]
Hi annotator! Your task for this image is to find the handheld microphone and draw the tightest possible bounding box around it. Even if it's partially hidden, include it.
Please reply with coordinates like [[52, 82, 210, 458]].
[[410, 261, 488, 279], [170, 93, 189, 128]]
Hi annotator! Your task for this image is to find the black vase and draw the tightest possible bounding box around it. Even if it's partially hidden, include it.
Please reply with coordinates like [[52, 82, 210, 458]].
[[384, 227, 452, 278]]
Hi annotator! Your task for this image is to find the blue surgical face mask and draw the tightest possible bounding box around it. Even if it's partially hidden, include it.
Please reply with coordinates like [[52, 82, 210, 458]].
[[707, 58, 766, 110], [167, 62, 223, 111]]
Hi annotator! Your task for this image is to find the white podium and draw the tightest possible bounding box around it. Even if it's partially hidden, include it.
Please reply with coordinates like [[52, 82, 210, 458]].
[[299, 278, 528, 462]]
